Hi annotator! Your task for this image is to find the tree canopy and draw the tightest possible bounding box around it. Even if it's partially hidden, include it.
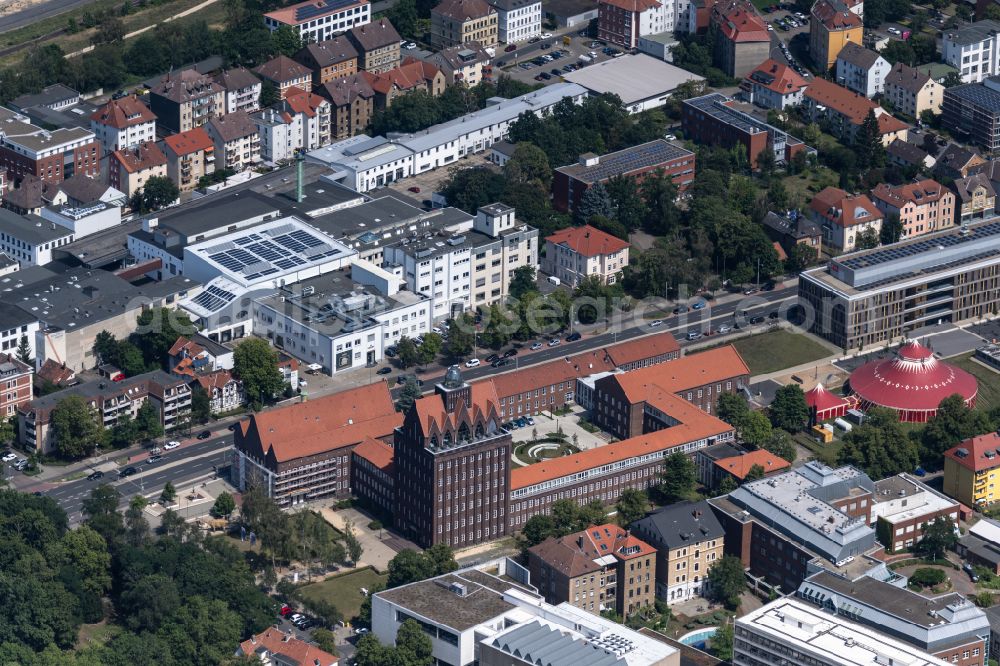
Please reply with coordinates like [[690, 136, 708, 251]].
[[233, 338, 285, 410], [838, 407, 920, 480]]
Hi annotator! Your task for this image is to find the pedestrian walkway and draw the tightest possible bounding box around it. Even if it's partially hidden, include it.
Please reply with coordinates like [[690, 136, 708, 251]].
[[318, 506, 401, 571]]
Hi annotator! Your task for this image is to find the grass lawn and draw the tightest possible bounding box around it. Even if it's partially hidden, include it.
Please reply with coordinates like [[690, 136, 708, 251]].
[[782, 167, 839, 207], [794, 430, 842, 466], [297, 567, 388, 622], [950, 353, 1000, 412], [724, 329, 832, 375], [76, 621, 120, 650]]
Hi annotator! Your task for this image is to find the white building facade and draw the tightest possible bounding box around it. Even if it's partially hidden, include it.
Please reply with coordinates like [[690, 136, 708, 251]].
[[264, 0, 372, 44], [835, 45, 890, 97], [942, 20, 1000, 84], [492, 0, 542, 43]]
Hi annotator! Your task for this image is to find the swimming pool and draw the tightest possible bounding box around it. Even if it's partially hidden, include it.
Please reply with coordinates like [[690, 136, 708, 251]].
[[678, 627, 718, 649]]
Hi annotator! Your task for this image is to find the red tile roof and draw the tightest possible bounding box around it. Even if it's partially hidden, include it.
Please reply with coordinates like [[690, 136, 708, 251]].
[[805, 78, 908, 134], [945, 432, 1000, 473], [812, 0, 862, 30], [871, 178, 951, 209], [238, 627, 338, 665], [363, 58, 442, 94], [714, 449, 790, 480], [485, 348, 617, 399], [162, 127, 213, 156], [809, 186, 882, 228], [529, 523, 656, 577], [611, 346, 751, 404], [111, 141, 167, 174], [195, 370, 235, 391], [717, 4, 769, 42], [745, 59, 809, 95], [432, 0, 495, 21], [545, 224, 629, 258], [413, 380, 499, 435], [90, 95, 156, 129], [603, 332, 679, 367], [353, 437, 395, 472], [284, 86, 329, 118]]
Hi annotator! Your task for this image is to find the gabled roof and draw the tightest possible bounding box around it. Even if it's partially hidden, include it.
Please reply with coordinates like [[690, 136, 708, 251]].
[[746, 59, 809, 96], [804, 78, 908, 133], [811, 0, 861, 30], [610, 345, 750, 405], [604, 332, 679, 366], [545, 224, 629, 257], [254, 55, 311, 84], [150, 69, 223, 103], [296, 36, 359, 69], [317, 73, 376, 106], [945, 431, 1000, 472], [836, 42, 884, 70], [162, 127, 214, 156], [886, 139, 931, 167], [195, 369, 236, 391], [428, 41, 492, 74], [353, 437, 395, 472], [90, 95, 156, 129], [363, 58, 442, 94], [348, 17, 402, 51], [631, 500, 725, 549], [809, 186, 882, 228], [952, 172, 997, 204], [884, 62, 933, 95], [36, 358, 76, 386], [871, 178, 951, 209], [529, 523, 656, 578], [207, 111, 259, 142], [283, 87, 330, 118], [714, 449, 791, 480], [111, 141, 168, 174], [716, 4, 769, 42], [412, 380, 499, 436], [214, 66, 260, 92], [432, 0, 496, 20], [936, 142, 985, 174], [59, 175, 113, 205], [238, 627, 338, 666]]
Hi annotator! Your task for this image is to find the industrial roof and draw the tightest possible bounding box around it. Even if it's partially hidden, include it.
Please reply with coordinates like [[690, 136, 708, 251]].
[[555, 139, 693, 185], [563, 55, 704, 106], [943, 19, 1000, 46], [264, 0, 368, 27], [148, 190, 281, 242], [0, 209, 74, 245]]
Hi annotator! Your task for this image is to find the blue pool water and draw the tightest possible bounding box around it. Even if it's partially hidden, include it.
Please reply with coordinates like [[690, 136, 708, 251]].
[[678, 627, 718, 649]]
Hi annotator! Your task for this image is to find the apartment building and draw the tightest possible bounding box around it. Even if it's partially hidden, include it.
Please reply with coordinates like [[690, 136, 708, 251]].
[[951, 172, 996, 224], [762, 210, 822, 260], [943, 79, 1000, 152], [552, 139, 695, 213], [316, 73, 376, 141], [870, 473, 960, 552], [347, 18, 402, 73], [214, 67, 262, 115], [0, 353, 33, 420], [107, 141, 168, 198], [89, 95, 157, 154], [942, 19, 1000, 83], [431, 0, 499, 49], [0, 107, 100, 184], [543, 224, 629, 287], [884, 62, 945, 118], [161, 127, 215, 191], [233, 382, 401, 506], [743, 58, 810, 110], [294, 37, 359, 87], [809, 0, 863, 69], [19, 370, 191, 454], [205, 112, 261, 173], [945, 431, 1000, 508], [808, 186, 883, 252], [193, 370, 244, 415], [264, 0, 372, 44], [237, 627, 338, 666], [427, 42, 493, 86], [631, 501, 724, 604], [711, 2, 770, 79], [802, 78, 909, 146], [491, 0, 541, 43], [598, 0, 670, 50], [528, 524, 657, 616], [835, 42, 890, 97], [363, 58, 446, 109], [870, 178, 956, 239], [149, 69, 225, 133], [255, 56, 313, 101], [682, 93, 810, 169]]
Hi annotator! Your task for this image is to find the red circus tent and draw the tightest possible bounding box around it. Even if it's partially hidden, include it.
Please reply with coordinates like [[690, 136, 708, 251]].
[[805, 383, 849, 423]]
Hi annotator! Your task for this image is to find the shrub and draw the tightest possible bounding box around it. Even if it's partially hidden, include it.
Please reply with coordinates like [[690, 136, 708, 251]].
[[910, 567, 947, 587]]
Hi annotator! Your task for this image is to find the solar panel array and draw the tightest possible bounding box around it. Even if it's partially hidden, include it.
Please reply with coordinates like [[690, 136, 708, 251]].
[[839, 220, 1000, 270], [294, 0, 359, 22], [568, 140, 692, 184], [191, 284, 237, 313], [202, 224, 344, 282]]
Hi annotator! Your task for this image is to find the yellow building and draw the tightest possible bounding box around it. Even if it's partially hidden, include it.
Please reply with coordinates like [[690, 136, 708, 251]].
[[810, 0, 864, 70], [431, 0, 498, 49], [943, 432, 1000, 507]]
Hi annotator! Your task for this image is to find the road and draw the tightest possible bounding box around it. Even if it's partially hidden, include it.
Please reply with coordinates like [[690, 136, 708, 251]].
[[0, 0, 89, 35]]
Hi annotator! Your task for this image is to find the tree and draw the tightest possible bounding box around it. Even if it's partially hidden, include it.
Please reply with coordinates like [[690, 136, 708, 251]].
[[444, 315, 475, 357], [396, 336, 420, 369], [738, 411, 773, 449], [344, 521, 363, 564], [395, 377, 423, 413], [417, 332, 443, 365], [504, 143, 552, 189], [135, 400, 163, 441], [716, 475, 738, 494], [577, 182, 615, 222], [312, 628, 338, 655], [131, 176, 178, 213], [441, 167, 506, 213], [233, 338, 284, 410], [387, 549, 435, 588], [212, 491, 236, 519], [707, 556, 745, 609], [92, 16, 125, 45], [56, 525, 111, 598], [425, 542, 459, 575], [606, 175, 648, 232], [260, 80, 279, 108], [616, 488, 649, 526], [786, 243, 818, 272], [522, 514, 557, 546], [509, 265, 537, 301], [124, 495, 150, 546], [51, 395, 103, 459], [922, 394, 992, 468], [855, 226, 881, 250], [910, 567, 947, 587], [838, 407, 920, 479], [354, 633, 391, 666], [744, 464, 766, 483], [387, 0, 418, 37], [856, 110, 886, 171], [15, 335, 31, 364], [133, 307, 195, 368], [915, 516, 958, 560], [94, 330, 118, 367], [881, 213, 904, 245], [396, 618, 434, 666], [712, 619, 734, 661], [270, 25, 302, 56], [160, 481, 177, 505], [658, 452, 696, 503], [769, 384, 809, 433], [717, 393, 750, 428], [763, 429, 797, 464], [190, 384, 212, 423], [942, 71, 963, 88], [109, 411, 140, 449]]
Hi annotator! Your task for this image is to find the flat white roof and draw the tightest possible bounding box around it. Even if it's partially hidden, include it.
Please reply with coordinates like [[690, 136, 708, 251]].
[[563, 55, 705, 106]]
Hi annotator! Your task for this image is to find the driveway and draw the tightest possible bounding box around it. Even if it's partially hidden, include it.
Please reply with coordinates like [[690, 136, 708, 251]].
[[319, 506, 416, 570], [508, 407, 609, 449]]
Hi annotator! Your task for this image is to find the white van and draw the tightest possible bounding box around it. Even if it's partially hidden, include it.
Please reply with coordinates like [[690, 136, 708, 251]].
[[547, 276, 561, 286]]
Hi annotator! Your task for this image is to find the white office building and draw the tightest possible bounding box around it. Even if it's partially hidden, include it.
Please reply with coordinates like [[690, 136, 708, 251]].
[[0, 209, 75, 266], [263, 0, 372, 44], [942, 20, 1000, 83], [491, 0, 542, 43]]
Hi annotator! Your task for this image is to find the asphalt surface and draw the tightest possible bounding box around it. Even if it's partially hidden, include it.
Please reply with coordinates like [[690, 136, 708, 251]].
[[0, 0, 87, 34]]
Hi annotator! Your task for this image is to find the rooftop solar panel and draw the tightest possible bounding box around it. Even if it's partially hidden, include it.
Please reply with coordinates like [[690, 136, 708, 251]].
[[200, 222, 348, 283]]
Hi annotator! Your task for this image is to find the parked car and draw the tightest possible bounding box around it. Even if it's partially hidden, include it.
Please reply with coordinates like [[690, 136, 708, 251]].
[[718, 324, 732, 334], [1, 452, 16, 462], [354, 627, 370, 635], [566, 331, 582, 342], [548, 338, 561, 347], [503, 348, 518, 358], [530, 342, 543, 350], [197, 430, 211, 440], [887, 26, 901, 35], [376, 367, 392, 375], [164, 440, 181, 450], [749, 315, 765, 325], [13, 459, 27, 471], [87, 471, 104, 481], [385, 346, 397, 357], [664, 133, 677, 140], [279, 604, 292, 617], [542, 32, 552, 38], [649, 320, 663, 327], [465, 358, 481, 368], [408, 186, 421, 193], [686, 331, 702, 341], [403, 41, 417, 49], [505, 44, 517, 52], [525, 416, 535, 426]]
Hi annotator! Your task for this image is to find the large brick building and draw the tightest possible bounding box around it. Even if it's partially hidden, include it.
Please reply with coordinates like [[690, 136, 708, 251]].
[[0, 353, 32, 420], [0, 107, 100, 185]]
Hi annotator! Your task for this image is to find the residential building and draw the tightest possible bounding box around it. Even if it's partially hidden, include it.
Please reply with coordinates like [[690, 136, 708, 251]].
[[951, 172, 996, 224], [884, 62, 944, 118], [887, 138, 935, 171], [263, 0, 372, 44], [9, 84, 81, 114], [373, 565, 678, 666], [0, 353, 32, 419], [869, 473, 960, 552], [712, 449, 790, 486], [590, 345, 751, 440], [161, 127, 215, 191], [734, 598, 953, 666], [835, 42, 889, 97], [527, 524, 657, 616], [742, 58, 809, 109], [488, 139, 516, 166], [935, 142, 987, 180], [2, 173, 57, 216], [552, 140, 695, 213], [799, 573, 989, 666], [943, 80, 1000, 152], [194, 370, 244, 414], [761, 210, 822, 260], [491, 0, 541, 43], [347, 18, 402, 73], [363, 58, 446, 109], [393, 367, 511, 548], [0, 107, 100, 184], [255, 56, 313, 100], [148, 69, 225, 133], [317, 73, 376, 141], [542, 225, 630, 286], [631, 501, 725, 603], [19, 370, 191, 454], [598, 0, 670, 50], [809, 0, 863, 70], [236, 627, 338, 666], [0, 207, 75, 266], [942, 19, 1000, 83], [681, 93, 811, 169], [426, 42, 493, 86], [0, 294, 40, 361], [561, 54, 705, 114], [807, 186, 882, 253], [351, 437, 395, 517], [233, 382, 401, 506], [214, 67, 262, 115], [294, 37, 359, 88], [108, 141, 168, 198], [252, 262, 432, 374], [167, 333, 235, 376], [431, 0, 499, 49], [802, 78, 909, 146], [944, 431, 1000, 507], [870, 178, 955, 239], [205, 111, 261, 173], [798, 219, 1000, 350], [711, 2, 770, 79], [89, 95, 157, 154]]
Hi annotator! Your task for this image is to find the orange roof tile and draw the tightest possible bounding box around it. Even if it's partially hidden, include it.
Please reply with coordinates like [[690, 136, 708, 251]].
[[717, 5, 769, 42], [363, 58, 441, 94], [713, 449, 790, 480], [353, 437, 395, 472], [284, 86, 329, 118], [871, 178, 950, 209], [484, 348, 617, 399], [512, 392, 732, 489], [545, 224, 629, 257], [90, 95, 156, 129], [612, 346, 751, 404], [239, 627, 338, 665], [195, 370, 235, 391], [812, 0, 862, 29], [162, 127, 213, 156], [945, 432, 1000, 473], [111, 141, 167, 174], [745, 59, 809, 96], [529, 523, 656, 577], [604, 332, 679, 367], [413, 380, 499, 435], [805, 78, 907, 133], [809, 186, 882, 228]]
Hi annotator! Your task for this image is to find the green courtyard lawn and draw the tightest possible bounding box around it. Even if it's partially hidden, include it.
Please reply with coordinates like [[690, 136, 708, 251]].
[[950, 353, 1000, 413], [297, 567, 388, 623], [727, 329, 832, 375]]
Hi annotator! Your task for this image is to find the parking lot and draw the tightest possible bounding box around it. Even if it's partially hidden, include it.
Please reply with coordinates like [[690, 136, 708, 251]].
[[496, 31, 628, 87]]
